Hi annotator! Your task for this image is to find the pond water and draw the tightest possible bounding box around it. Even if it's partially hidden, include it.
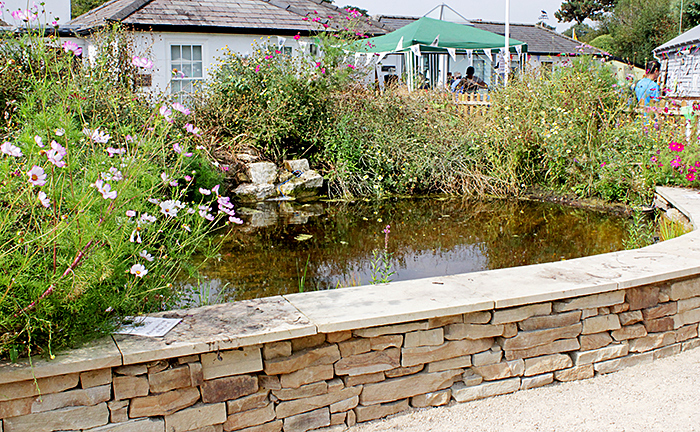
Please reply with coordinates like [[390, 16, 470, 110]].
[[185, 197, 633, 305]]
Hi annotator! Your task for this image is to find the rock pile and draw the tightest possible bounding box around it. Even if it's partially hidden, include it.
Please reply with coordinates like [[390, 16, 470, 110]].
[[233, 160, 323, 203]]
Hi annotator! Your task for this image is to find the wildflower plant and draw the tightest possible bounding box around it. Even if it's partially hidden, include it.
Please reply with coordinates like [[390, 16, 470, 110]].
[[0, 26, 230, 360]]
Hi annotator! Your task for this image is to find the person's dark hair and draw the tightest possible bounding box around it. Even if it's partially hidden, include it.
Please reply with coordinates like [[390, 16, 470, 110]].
[[646, 60, 660, 75], [466, 66, 475, 76]]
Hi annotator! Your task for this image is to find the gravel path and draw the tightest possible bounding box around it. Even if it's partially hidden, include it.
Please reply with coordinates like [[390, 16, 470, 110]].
[[351, 347, 700, 432]]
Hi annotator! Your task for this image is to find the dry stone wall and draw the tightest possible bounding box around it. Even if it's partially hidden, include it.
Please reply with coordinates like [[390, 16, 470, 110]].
[[2, 278, 700, 432]]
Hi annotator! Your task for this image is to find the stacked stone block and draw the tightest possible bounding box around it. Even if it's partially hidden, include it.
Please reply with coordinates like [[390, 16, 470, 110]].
[[2, 278, 700, 431]]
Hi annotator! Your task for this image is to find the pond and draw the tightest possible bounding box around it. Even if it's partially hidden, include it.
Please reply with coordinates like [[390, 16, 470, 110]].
[[183, 197, 635, 305]]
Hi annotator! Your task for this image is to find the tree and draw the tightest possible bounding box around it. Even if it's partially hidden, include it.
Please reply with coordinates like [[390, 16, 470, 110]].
[[555, 0, 618, 24], [72, 0, 104, 18], [562, 22, 598, 41], [608, 0, 675, 65]]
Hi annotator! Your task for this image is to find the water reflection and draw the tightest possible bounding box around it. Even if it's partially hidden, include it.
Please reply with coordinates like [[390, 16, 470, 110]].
[[191, 197, 630, 303]]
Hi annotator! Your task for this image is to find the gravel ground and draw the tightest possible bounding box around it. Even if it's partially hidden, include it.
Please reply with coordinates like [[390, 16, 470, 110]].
[[351, 346, 700, 432]]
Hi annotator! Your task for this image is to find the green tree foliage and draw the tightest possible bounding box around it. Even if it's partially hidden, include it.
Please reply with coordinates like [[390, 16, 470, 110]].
[[562, 22, 599, 42], [608, 0, 675, 65], [71, 0, 104, 18], [681, 0, 700, 31], [555, 0, 618, 24], [590, 33, 615, 53]]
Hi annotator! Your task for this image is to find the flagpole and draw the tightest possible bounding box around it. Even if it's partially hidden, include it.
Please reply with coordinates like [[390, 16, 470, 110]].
[[505, 0, 510, 86]]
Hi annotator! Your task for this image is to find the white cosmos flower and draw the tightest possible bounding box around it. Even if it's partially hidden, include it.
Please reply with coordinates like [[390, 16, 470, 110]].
[[1, 142, 22, 157], [139, 250, 154, 262], [159, 200, 180, 218], [38, 191, 51, 208], [130, 263, 148, 278]]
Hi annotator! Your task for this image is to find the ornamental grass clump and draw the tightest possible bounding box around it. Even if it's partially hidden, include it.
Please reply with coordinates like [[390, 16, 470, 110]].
[[0, 26, 231, 361]]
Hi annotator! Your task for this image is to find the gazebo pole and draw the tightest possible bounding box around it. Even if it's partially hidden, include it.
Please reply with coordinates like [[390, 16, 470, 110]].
[[505, 0, 510, 86]]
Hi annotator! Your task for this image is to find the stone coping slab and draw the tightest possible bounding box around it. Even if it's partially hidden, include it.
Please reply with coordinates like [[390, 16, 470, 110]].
[[1, 187, 699, 383], [114, 297, 316, 365]]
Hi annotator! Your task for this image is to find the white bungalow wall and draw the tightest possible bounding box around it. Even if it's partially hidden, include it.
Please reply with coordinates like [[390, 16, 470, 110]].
[[661, 50, 700, 97]]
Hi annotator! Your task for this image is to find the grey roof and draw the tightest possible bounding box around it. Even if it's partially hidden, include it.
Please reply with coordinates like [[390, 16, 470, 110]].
[[376, 15, 605, 56], [69, 0, 387, 34], [655, 24, 700, 53]]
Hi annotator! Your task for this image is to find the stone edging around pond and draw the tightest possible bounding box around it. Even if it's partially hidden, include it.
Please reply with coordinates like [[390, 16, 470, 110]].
[[2, 186, 700, 432]]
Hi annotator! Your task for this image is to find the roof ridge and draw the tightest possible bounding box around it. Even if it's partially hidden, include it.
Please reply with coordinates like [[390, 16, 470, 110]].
[[110, 0, 155, 21]]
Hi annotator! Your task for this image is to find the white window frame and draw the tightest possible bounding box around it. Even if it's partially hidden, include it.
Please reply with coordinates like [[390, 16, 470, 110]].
[[168, 39, 207, 96]]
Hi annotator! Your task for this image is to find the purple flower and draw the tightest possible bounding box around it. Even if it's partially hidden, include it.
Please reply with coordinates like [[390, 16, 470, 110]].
[[27, 166, 47, 186], [106, 147, 126, 157], [184, 123, 201, 136], [173, 143, 193, 157], [11, 8, 38, 22], [126, 210, 136, 217], [159, 105, 173, 123], [46, 141, 67, 167], [34, 135, 44, 147], [172, 102, 191, 115], [94, 179, 118, 199]]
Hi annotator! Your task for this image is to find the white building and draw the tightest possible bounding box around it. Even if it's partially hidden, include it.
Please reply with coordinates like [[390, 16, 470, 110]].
[[654, 25, 700, 98]]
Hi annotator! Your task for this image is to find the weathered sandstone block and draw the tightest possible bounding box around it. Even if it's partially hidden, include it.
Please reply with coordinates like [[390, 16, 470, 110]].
[[579, 332, 613, 351], [338, 338, 371, 357], [202, 375, 258, 404], [107, 400, 129, 423], [148, 365, 190, 394], [384, 365, 423, 378], [444, 323, 504, 340], [334, 348, 400, 376], [165, 403, 226, 432], [428, 315, 463, 329], [359, 370, 461, 405], [31, 384, 110, 413], [553, 365, 594, 382], [611, 303, 630, 314], [410, 389, 451, 408], [4, 402, 108, 432], [472, 348, 502, 366], [644, 317, 675, 333], [326, 331, 352, 344], [474, 360, 524, 381], [0, 373, 78, 402], [505, 338, 579, 361], [628, 332, 676, 353], [113, 375, 149, 400], [669, 278, 700, 301], [426, 355, 472, 373], [354, 400, 408, 423], [330, 412, 346, 426], [114, 364, 147, 376], [275, 387, 361, 418], [683, 338, 700, 351], [626, 286, 660, 311], [263, 342, 291, 360], [129, 387, 200, 417], [202, 348, 263, 380], [177, 354, 200, 364], [80, 369, 112, 389], [675, 324, 698, 342], [272, 382, 325, 402], [282, 407, 330, 432], [228, 390, 270, 414], [581, 308, 598, 319], [147, 360, 169, 374], [594, 352, 653, 374], [461, 370, 484, 387], [223, 404, 275, 431], [247, 162, 277, 185], [520, 373, 553, 390], [653, 344, 681, 360], [402, 338, 492, 367], [327, 378, 344, 393], [264, 345, 339, 376], [619, 310, 643, 326], [291, 335, 326, 352], [451, 378, 520, 403], [370, 335, 402, 351], [404, 329, 444, 347], [190, 362, 204, 387], [524, 354, 572, 376], [354, 322, 428, 338], [677, 296, 700, 313], [518, 311, 581, 331], [230, 420, 281, 432], [611, 324, 647, 341], [279, 364, 334, 389], [492, 303, 552, 325], [330, 396, 359, 413], [642, 302, 677, 321], [581, 315, 620, 335], [87, 418, 164, 432], [463, 311, 491, 324], [675, 307, 700, 327], [343, 372, 384, 387], [501, 323, 582, 351], [571, 343, 628, 365], [553, 291, 625, 312]]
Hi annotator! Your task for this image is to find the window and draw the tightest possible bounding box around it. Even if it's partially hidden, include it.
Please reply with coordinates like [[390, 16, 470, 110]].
[[171, 44, 203, 94], [309, 43, 319, 56], [282, 46, 292, 56]]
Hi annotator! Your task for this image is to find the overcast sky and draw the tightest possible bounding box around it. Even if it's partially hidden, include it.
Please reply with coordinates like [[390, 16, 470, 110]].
[[349, 0, 573, 32]]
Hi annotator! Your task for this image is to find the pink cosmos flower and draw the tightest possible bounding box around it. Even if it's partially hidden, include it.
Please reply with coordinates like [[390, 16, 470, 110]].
[[172, 102, 191, 115], [229, 216, 243, 224], [159, 200, 182, 217], [1, 142, 22, 157], [83, 128, 111, 144], [106, 147, 126, 157], [264, 55, 273, 60], [38, 191, 51, 208], [255, 65, 261, 72], [27, 166, 47, 186], [294, 34, 301, 40], [184, 123, 201, 136], [687, 173, 696, 182], [173, 143, 193, 157], [159, 105, 173, 123], [130, 263, 148, 278], [347, 64, 356, 70], [34, 135, 44, 147], [126, 210, 136, 217], [671, 157, 682, 168], [199, 187, 211, 195], [46, 141, 67, 167], [12, 8, 38, 22], [139, 250, 155, 262], [669, 141, 685, 152], [94, 179, 118, 199], [131, 56, 154, 69], [62, 41, 82, 56]]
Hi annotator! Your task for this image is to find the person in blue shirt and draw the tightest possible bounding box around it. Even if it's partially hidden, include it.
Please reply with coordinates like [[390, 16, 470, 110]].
[[635, 60, 661, 105]]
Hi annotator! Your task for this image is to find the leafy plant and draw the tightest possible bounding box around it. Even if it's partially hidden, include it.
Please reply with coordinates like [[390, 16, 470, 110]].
[[370, 225, 396, 284]]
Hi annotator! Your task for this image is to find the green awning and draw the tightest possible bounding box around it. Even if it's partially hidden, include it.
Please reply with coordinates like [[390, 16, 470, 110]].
[[355, 17, 527, 54]]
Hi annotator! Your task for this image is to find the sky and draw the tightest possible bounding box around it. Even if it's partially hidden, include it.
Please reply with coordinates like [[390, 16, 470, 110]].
[[347, 0, 573, 32]]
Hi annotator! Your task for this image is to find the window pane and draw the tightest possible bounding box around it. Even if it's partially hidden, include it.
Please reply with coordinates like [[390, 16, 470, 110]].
[[183, 63, 192, 78], [171, 80, 181, 93], [193, 61, 203, 78], [172, 62, 181, 75], [183, 80, 193, 93], [171, 45, 181, 61], [193, 45, 202, 61], [183, 45, 192, 61]]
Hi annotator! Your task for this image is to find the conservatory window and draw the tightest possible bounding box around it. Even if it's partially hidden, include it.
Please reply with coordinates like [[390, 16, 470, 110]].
[[171, 44, 203, 94]]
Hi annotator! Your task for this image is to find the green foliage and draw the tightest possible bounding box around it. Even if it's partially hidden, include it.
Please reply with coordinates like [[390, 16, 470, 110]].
[[0, 26, 228, 360], [682, 0, 700, 30], [71, 0, 104, 19], [555, 0, 618, 24], [562, 23, 600, 42], [608, 0, 675, 65], [590, 34, 615, 53]]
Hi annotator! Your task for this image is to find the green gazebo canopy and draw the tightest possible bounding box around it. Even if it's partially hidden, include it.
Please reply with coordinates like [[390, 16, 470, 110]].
[[357, 17, 527, 54]]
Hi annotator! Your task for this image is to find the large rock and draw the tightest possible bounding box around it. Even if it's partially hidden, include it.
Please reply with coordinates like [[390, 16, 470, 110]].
[[247, 162, 278, 185], [275, 386, 361, 418], [283, 159, 310, 173], [626, 286, 660, 310], [4, 403, 109, 432], [282, 407, 330, 432], [501, 323, 582, 351], [451, 378, 520, 402], [401, 338, 492, 367], [223, 404, 275, 431], [264, 345, 340, 376], [233, 184, 276, 203], [505, 338, 579, 360], [518, 311, 582, 331], [201, 347, 262, 380], [277, 170, 323, 199], [164, 403, 227, 432], [359, 370, 460, 405]]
